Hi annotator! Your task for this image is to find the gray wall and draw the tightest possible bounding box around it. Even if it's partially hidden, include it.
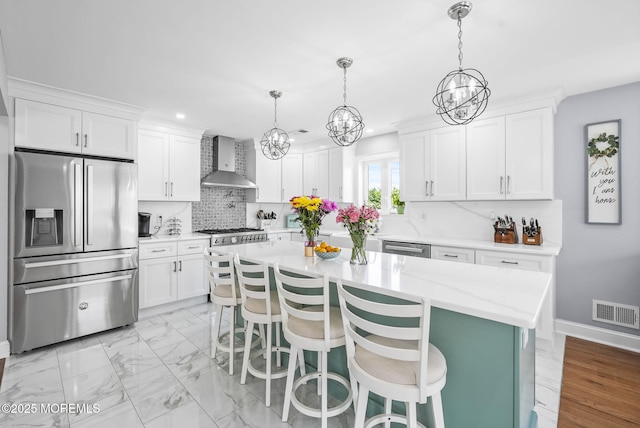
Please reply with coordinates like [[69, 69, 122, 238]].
[[192, 136, 247, 230], [555, 82, 640, 336]]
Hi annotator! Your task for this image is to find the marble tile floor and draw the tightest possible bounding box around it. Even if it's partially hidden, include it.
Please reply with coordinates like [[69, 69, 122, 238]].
[[0, 302, 565, 428]]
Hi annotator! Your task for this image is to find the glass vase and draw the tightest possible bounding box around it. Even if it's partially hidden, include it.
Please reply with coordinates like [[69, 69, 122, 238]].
[[304, 240, 316, 257], [349, 231, 367, 265]]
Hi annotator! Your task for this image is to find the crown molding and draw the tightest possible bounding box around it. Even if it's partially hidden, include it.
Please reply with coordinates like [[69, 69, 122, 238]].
[[7, 77, 145, 121]]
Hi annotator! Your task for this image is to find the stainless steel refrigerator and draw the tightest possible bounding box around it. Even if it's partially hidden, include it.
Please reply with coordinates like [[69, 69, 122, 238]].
[[11, 150, 139, 354]]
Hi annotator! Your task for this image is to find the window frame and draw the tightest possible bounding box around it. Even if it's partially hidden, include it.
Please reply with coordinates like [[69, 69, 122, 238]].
[[357, 152, 400, 214]]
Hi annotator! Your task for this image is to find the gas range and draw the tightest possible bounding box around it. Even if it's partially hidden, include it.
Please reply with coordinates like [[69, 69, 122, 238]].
[[196, 227, 268, 246]]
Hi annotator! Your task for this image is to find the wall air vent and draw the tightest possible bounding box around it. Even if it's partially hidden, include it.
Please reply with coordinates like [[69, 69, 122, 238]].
[[592, 300, 639, 329]]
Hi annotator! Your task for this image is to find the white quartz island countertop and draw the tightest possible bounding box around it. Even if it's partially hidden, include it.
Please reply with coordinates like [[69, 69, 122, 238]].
[[217, 240, 551, 330]]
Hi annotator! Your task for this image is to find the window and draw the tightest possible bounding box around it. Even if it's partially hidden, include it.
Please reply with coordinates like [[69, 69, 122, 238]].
[[360, 156, 401, 213]]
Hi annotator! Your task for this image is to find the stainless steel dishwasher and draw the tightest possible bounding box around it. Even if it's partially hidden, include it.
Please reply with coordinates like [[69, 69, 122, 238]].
[[381, 240, 431, 258]]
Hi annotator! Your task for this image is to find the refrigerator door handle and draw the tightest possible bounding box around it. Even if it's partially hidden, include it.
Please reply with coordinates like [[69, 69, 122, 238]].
[[74, 163, 83, 248], [24, 274, 133, 295], [24, 253, 132, 269], [86, 165, 94, 246]]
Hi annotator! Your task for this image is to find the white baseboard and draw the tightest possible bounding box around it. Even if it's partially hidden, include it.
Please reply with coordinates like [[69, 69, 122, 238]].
[[0, 340, 10, 359], [556, 319, 640, 353]]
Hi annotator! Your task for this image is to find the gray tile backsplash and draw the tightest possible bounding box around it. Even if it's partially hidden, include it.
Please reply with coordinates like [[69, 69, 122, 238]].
[[191, 136, 247, 230]]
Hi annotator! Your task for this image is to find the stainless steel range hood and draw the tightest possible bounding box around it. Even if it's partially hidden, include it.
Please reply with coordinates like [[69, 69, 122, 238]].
[[201, 136, 257, 188]]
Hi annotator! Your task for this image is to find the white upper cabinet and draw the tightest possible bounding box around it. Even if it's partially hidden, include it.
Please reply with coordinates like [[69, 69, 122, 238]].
[[282, 153, 303, 201], [466, 117, 506, 200], [246, 146, 283, 203], [138, 127, 201, 201], [328, 147, 356, 203], [505, 108, 553, 200], [400, 126, 466, 201], [467, 108, 553, 200], [15, 98, 136, 160], [303, 150, 329, 197]]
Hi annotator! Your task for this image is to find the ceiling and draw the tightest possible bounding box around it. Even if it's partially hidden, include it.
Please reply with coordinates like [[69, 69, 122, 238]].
[[0, 0, 639, 146]]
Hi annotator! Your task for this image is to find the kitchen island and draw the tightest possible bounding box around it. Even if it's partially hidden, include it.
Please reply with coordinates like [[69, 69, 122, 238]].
[[217, 240, 551, 428]]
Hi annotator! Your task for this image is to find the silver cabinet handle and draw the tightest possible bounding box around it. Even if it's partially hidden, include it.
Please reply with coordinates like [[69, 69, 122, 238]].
[[430, 180, 434, 196], [282, 188, 284, 201], [186, 245, 199, 249], [500, 176, 504, 194], [151, 249, 166, 253], [179, 260, 182, 271], [84, 134, 88, 148], [444, 254, 458, 258], [339, 186, 343, 199], [170, 182, 173, 197], [165, 182, 168, 197], [173, 261, 177, 272], [257, 188, 260, 199], [501, 260, 519, 265], [75, 132, 80, 146], [506, 176, 511, 194], [425, 181, 429, 196]]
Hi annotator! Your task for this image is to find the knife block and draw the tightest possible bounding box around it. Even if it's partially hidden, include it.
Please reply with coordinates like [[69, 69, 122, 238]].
[[522, 227, 543, 245], [493, 222, 518, 244]]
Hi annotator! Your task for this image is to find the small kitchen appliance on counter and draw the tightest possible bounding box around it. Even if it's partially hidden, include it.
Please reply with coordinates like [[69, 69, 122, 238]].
[[138, 212, 151, 237]]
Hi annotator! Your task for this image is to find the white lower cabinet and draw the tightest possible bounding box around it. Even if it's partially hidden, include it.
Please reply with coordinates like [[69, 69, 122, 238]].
[[139, 238, 208, 309], [431, 245, 475, 264], [267, 232, 292, 242], [475, 249, 555, 340]]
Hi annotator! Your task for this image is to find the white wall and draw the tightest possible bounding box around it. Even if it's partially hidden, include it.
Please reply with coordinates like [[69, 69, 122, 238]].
[[138, 201, 192, 235]]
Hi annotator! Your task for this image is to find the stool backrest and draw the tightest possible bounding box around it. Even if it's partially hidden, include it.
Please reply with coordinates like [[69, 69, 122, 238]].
[[233, 254, 273, 316], [337, 279, 431, 394], [273, 263, 331, 349], [204, 247, 237, 302]]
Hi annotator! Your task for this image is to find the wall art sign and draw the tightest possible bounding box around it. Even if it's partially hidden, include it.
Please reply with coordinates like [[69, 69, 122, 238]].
[[586, 119, 621, 224]]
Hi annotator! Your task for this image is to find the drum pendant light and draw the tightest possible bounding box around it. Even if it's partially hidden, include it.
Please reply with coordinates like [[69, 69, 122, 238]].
[[260, 90, 291, 160], [433, 2, 491, 125], [326, 57, 365, 147]]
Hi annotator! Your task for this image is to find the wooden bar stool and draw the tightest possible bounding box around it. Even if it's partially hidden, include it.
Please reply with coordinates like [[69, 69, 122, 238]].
[[204, 247, 246, 375], [234, 255, 302, 407], [337, 278, 447, 428], [273, 264, 354, 428]]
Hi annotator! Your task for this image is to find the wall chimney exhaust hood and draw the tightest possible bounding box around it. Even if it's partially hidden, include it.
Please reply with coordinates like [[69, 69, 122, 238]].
[[201, 136, 257, 189]]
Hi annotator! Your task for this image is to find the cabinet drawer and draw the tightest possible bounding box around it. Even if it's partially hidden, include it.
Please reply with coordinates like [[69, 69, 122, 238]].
[[475, 250, 551, 272], [178, 239, 209, 255], [431, 246, 475, 264], [139, 242, 177, 260]]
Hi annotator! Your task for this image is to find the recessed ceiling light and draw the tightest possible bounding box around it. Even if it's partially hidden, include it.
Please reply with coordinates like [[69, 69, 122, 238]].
[[176, 113, 185, 119]]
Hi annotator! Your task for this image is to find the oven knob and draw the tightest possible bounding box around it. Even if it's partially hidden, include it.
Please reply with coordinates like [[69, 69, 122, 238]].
[[231, 236, 237, 244], [221, 237, 227, 244], [214, 238, 219, 245]]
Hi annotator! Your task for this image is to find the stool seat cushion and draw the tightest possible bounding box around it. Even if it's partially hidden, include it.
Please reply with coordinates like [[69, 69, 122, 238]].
[[354, 335, 446, 386], [212, 284, 240, 299], [288, 306, 344, 340], [244, 291, 282, 315]]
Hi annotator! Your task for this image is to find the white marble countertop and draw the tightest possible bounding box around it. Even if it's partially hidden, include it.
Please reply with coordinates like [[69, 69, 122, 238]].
[[138, 233, 210, 244], [263, 229, 560, 256], [378, 234, 561, 256], [217, 240, 551, 329]]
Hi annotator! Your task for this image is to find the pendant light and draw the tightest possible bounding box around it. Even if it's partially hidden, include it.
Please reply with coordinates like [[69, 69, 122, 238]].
[[260, 90, 291, 160], [433, 2, 490, 125], [326, 57, 365, 147]]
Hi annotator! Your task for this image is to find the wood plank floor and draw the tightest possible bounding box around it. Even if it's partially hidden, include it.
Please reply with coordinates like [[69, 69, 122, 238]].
[[558, 336, 640, 427]]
